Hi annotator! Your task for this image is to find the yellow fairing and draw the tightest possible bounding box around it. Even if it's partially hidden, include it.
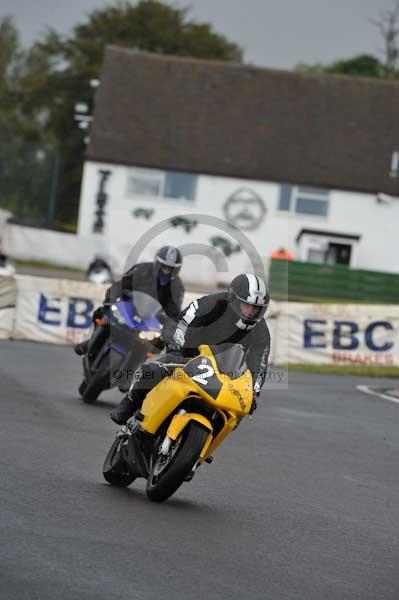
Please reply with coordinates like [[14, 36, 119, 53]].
[[197, 344, 253, 414], [167, 412, 212, 440], [141, 345, 253, 445], [141, 373, 194, 435]]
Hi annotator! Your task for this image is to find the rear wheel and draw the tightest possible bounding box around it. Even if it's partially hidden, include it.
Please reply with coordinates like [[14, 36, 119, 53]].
[[146, 422, 208, 502], [103, 438, 136, 487]]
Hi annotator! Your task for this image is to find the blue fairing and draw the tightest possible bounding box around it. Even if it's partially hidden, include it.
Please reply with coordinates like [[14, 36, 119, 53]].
[[111, 299, 161, 332], [95, 340, 125, 365]]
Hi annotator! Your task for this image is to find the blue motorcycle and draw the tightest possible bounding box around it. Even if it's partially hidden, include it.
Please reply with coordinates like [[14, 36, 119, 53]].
[[78, 291, 162, 404]]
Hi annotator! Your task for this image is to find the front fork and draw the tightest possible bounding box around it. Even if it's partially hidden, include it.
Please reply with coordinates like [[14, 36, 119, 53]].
[[158, 409, 214, 481], [158, 409, 188, 455]]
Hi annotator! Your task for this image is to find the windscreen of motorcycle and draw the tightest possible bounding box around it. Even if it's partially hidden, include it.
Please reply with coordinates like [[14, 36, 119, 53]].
[[132, 291, 162, 320]]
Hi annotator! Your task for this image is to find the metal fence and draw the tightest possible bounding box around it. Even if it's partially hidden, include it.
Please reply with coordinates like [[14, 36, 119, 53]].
[[0, 142, 60, 227]]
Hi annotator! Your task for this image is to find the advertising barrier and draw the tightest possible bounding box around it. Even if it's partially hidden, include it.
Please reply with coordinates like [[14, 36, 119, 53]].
[[12, 276, 107, 345], [10, 278, 213, 346], [0, 276, 16, 339], [1, 275, 397, 367], [274, 302, 399, 366]]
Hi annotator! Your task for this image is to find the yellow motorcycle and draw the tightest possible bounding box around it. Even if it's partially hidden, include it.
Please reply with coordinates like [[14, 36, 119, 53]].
[[102, 343, 254, 502]]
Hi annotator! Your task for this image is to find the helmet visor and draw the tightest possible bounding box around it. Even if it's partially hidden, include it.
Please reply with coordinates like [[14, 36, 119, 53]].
[[156, 255, 182, 268], [229, 290, 267, 323]]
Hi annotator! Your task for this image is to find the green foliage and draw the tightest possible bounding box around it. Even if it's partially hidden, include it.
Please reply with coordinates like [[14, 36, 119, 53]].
[[325, 54, 385, 77], [0, 15, 21, 82], [296, 53, 389, 79], [0, 17, 52, 217], [0, 1, 242, 228]]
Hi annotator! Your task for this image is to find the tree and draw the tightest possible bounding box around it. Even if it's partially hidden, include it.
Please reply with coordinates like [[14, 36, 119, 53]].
[[371, 0, 399, 77], [0, 17, 28, 213], [296, 1, 399, 81], [325, 54, 384, 77], [296, 54, 384, 78], [18, 1, 243, 226], [0, 15, 21, 81], [0, 17, 61, 222]]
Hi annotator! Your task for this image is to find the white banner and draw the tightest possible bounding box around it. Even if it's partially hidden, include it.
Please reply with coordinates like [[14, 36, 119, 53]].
[[0, 308, 15, 340], [12, 276, 205, 346], [274, 302, 399, 366], [9, 276, 397, 367], [0, 276, 16, 339], [13, 276, 107, 345]]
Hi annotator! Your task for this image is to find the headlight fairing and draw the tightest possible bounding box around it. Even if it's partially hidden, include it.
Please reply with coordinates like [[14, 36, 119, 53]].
[[139, 330, 161, 341]]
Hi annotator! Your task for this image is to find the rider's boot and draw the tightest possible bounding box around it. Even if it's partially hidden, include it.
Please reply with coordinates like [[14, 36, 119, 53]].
[[110, 392, 142, 425], [110, 362, 167, 425], [74, 339, 89, 356]]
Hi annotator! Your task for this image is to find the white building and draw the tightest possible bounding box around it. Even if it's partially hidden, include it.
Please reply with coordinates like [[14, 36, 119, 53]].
[[76, 47, 399, 285], [78, 162, 399, 279]]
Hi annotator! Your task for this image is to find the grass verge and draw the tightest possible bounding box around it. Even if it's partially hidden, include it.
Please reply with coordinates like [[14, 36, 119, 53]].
[[14, 259, 84, 273], [280, 364, 399, 377], [271, 294, 396, 305]]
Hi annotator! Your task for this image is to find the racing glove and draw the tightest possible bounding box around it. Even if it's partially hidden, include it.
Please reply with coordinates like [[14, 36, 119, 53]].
[[166, 324, 185, 354], [165, 342, 182, 353], [250, 381, 261, 414], [92, 305, 106, 324], [152, 336, 166, 351]]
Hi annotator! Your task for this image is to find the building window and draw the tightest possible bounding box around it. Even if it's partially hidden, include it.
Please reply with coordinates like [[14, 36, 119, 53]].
[[127, 167, 197, 201], [127, 169, 164, 197], [278, 185, 329, 216]]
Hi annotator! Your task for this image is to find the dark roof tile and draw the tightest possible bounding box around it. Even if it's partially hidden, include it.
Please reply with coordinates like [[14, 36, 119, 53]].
[[88, 46, 399, 195]]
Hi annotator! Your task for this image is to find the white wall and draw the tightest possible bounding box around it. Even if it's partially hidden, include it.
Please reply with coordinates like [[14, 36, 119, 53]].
[[5, 162, 396, 282], [0, 209, 12, 248], [78, 160, 399, 278], [3, 223, 131, 274], [327, 191, 399, 272], [78, 161, 288, 286]]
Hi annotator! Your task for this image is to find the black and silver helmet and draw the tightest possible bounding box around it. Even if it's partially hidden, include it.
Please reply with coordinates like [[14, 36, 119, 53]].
[[154, 245, 183, 281], [228, 273, 270, 328]]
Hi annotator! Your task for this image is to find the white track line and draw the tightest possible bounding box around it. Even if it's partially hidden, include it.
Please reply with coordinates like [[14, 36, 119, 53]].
[[357, 385, 399, 405]]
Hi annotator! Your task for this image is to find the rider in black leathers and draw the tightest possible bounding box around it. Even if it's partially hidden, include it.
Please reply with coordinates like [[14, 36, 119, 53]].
[[85, 255, 113, 283], [110, 273, 271, 425], [74, 246, 184, 357]]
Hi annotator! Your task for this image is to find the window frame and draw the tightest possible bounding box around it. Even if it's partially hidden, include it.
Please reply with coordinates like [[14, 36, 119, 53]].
[[126, 168, 165, 199], [278, 184, 329, 217], [126, 167, 197, 202]]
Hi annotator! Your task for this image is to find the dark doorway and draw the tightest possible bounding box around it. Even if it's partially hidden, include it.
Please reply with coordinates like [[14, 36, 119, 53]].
[[326, 243, 351, 265]]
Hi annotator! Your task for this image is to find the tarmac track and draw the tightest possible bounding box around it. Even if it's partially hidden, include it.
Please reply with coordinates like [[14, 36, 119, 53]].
[[1, 340, 399, 600]]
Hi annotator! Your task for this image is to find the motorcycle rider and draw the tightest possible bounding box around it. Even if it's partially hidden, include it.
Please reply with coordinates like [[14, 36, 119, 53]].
[[110, 273, 271, 425], [86, 254, 113, 284], [74, 245, 185, 357]]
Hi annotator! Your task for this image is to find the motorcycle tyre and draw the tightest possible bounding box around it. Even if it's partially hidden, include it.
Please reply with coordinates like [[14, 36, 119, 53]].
[[146, 422, 208, 503], [103, 438, 136, 487], [80, 373, 106, 404]]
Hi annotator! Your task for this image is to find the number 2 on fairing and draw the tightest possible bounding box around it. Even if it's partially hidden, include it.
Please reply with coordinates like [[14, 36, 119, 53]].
[[192, 364, 215, 386]]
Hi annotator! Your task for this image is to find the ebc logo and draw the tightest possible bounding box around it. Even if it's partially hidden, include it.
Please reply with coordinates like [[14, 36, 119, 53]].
[[303, 319, 394, 352], [38, 294, 94, 329]]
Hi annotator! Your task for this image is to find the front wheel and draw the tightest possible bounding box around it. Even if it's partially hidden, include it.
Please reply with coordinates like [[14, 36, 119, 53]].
[[103, 438, 136, 487], [80, 375, 105, 404], [80, 364, 113, 404], [146, 422, 209, 502]]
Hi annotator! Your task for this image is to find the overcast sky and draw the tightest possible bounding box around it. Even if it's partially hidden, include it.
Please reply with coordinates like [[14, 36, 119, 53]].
[[1, 0, 395, 69]]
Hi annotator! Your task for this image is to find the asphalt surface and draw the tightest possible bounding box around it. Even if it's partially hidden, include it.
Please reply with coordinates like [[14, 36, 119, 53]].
[[1, 340, 399, 600]]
